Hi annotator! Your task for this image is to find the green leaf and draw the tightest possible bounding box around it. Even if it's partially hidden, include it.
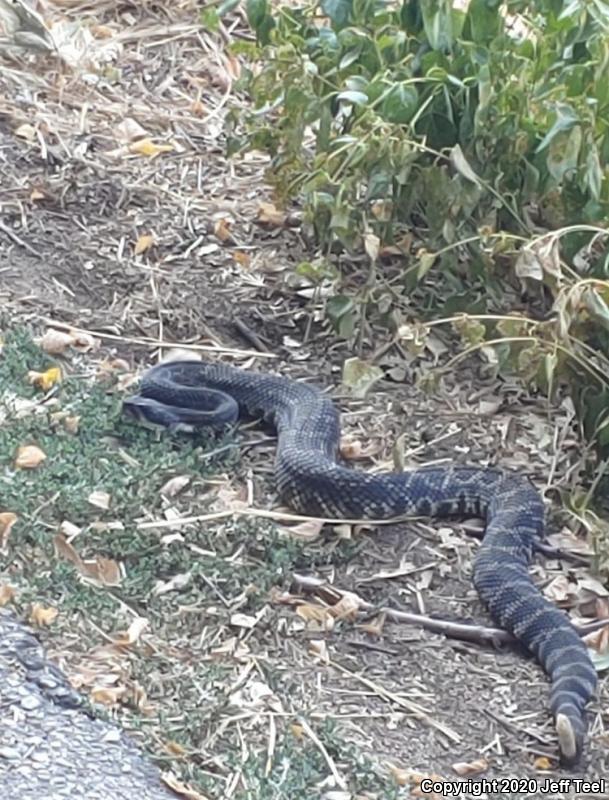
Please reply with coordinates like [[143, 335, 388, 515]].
[[217, 0, 242, 16], [336, 90, 369, 106], [417, 250, 437, 278], [559, 0, 583, 20], [584, 287, 609, 332], [295, 259, 337, 282], [246, 0, 267, 29], [590, 649, 609, 672], [450, 144, 481, 186], [453, 315, 486, 345], [326, 295, 354, 320], [339, 48, 364, 69], [535, 104, 579, 153], [586, 143, 602, 200], [546, 125, 582, 181], [342, 357, 384, 398], [380, 82, 419, 124], [326, 295, 357, 338], [200, 7, 220, 30], [463, 0, 501, 43], [419, 0, 453, 51], [321, 0, 352, 28], [246, 0, 274, 43]]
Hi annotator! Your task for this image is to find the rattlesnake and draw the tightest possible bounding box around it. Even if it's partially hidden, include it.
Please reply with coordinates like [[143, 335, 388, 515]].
[[124, 359, 597, 764]]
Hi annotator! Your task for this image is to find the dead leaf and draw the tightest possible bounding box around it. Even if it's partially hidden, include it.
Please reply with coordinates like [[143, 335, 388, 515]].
[[38, 330, 73, 354], [213, 218, 232, 242], [91, 686, 126, 706], [452, 757, 488, 776], [256, 202, 286, 227], [450, 143, 481, 186], [97, 357, 131, 377], [113, 617, 149, 646], [409, 769, 446, 799], [330, 592, 361, 621], [333, 523, 353, 540], [596, 596, 609, 620], [15, 123, 37, 141], [191, 99, 205, 116], [232, 250, 251, 268], [357, 612, 385, 636], [134, 233, 155, 255], [543, 574, 575, 604], [388, 766, 444, 792], [15, 445, 46, 469], [129, 139, 174, 158], [226, 55, 241, 79], [230, 613, 258, 629], [290, 722, 304, 739], [342, 357, 384, 398], [359, 560, 420, 583], [159, 475, 191, 497], [114, 117, 148, 142], [0, 584, 16, 606], [210, 636, 243, 659], [88, 490, 111, 510], [29, 603, 58, 626], [54, 533, 122, 586], [387, 763, 411, 787], [339, 437, 383, 460], [27, 367, 61, 390], [73, 331, 96, 351], [370, 199, 393, 222], [308, 638, 330, 663], [477, 398, 502, 416], [50, 411, 80, 433], [364, 232, 380, 262], [81, 556, 122, 587], [515, 247, 545, 283], [584, 624, 609, 653], [0, 512, 18, 548], [161, 772, 212, 800], [163, 740, 187, 757], [546, 529, 594, 556], [63, 415, 80, 433], [577, 575, 609, 598], [279, 518, 324, 540], [296, 603, 334, 630], [54, 533, 86, 569], [533, 756, 553, 770], [229, 678, 283, 713], [162, 349, 202, 364], [153, 572, 191, 595]]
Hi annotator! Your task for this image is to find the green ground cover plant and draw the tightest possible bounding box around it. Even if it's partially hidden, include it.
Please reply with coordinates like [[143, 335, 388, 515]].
[[0, 327, 400, 797]]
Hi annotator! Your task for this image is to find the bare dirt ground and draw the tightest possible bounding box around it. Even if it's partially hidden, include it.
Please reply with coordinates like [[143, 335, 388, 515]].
[[1, 2, 608, 798]]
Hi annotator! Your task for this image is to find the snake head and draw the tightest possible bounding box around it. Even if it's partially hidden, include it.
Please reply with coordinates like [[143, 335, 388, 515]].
[[122, 396, 198, 434]]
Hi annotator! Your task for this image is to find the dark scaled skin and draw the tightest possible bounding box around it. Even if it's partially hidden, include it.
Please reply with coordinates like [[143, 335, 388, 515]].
[[132, 360, 598, 764]]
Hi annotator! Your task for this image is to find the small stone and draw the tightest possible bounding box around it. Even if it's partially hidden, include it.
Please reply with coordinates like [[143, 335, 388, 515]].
[[20, 694, 42, 710], [0, 746, 21, 760], [37, 674, 59, 689]]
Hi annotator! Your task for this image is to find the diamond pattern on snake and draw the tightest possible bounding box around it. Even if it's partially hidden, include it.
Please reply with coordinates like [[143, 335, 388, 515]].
[[124, 359, 598, 765]]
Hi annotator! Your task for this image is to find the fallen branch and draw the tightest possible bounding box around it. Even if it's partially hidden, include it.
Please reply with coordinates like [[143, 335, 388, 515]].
[[289, 573, 607, 647]]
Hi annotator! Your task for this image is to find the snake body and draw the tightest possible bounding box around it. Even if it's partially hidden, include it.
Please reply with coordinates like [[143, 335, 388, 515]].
[[125, 359, 597, 764]]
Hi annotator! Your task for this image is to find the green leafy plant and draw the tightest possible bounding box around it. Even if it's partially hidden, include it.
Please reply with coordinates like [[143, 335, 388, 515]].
[[236, 0, 608, 246], [231, 0, 609, 473]]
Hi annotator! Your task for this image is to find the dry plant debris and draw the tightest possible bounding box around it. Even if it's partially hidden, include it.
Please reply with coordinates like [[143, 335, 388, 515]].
[[0, 1, 608, 797]]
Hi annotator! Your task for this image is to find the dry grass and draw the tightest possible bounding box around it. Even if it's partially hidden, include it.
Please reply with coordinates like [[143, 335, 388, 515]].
[[1, 2, 608, 797]]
